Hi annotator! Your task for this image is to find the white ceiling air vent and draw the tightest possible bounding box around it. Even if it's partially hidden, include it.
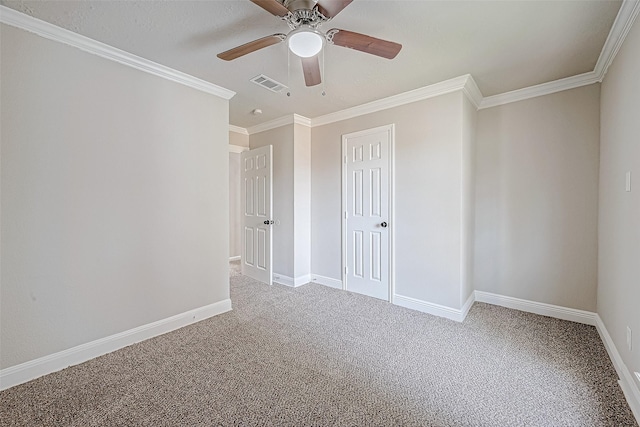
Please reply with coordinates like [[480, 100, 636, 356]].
[[250, 74, 288, 93]]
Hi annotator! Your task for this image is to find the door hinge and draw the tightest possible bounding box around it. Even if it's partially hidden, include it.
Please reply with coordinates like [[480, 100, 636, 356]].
[[344, 266, 348, 275], [344, 155, 347, 164], [344, 211, 348, 219]]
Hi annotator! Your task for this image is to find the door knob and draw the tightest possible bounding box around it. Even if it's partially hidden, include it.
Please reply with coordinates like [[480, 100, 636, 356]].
[[381, 222, 388, 228], [263, 220, 274, 225]]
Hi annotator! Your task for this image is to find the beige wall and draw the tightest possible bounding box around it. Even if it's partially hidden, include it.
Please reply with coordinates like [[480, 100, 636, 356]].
[[474, 84, 600, 311], [599, 16, 640, 390], [250, 125, 295, 278], [229, 131, 249, 148], [0, 24, 230, 368], [311, 92, 470, 308]]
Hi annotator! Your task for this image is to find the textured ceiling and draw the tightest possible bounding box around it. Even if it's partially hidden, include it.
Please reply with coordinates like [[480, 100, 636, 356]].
[[2, 0, 622, 128]]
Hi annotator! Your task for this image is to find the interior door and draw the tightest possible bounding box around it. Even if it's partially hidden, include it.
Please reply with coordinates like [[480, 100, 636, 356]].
[[343, 125, 393, 301], [241, 145, 273, 285]]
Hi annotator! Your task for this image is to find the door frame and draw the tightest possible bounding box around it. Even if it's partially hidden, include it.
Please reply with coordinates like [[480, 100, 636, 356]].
[[341, 124, 395, 303]]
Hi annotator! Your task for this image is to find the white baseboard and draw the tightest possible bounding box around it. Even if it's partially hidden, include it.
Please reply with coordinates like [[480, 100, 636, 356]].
[[460, 292, 475, 320], [397, 290, 637, 421], [0, 299, 232, 391], [294, 274, 311, 286], [474, 291, 597, 325], [229, 256, 241, 261], [310, 274, 344, 289], [393, 294, 469, 322], [595, 315, 640, 423], [273, 273, 311, 287], [273, 273, 294, 286]]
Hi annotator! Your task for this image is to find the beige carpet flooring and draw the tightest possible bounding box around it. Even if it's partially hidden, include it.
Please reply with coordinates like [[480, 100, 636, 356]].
[[0, 261, 637, 426]]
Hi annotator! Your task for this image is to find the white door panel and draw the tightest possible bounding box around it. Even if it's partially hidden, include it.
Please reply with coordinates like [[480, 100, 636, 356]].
[[241, 145, 272, 285], [343, 125, 393, 301]]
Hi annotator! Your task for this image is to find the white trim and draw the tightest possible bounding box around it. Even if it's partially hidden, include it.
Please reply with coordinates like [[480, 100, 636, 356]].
[[474, 291, 596, 325], [462, 75, 483, 109], [341, 138, 348, 292], [303, 0, 640, 116], [272, 273, 310, 287], [294, 274, 311, 286], [293, 114, 312, 127], [310, 274, 343, 289], [229, 255, 241, 261], [594, 0, 640, 82], [393, 294, 469, 323], [229, 125, 249, 135], [313, 75, 472, 127], [0, 6, 235, 100], [595, 315, 640, 423], [4, 0, 637, 121], [273, 273, 294, 287], [241, 0, 638, 115], [247, 115, 292, 135], [0, 299, 232, 391], [246, 114, 307, 135], [389, 126, 396, 304], [479, 71, 600, 109], [479, 0, 640, 109], [228, 145, 249, 154], [460, 292, 475, 320]]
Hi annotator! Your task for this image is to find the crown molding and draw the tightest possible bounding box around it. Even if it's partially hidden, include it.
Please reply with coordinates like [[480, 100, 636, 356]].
[[0, 6, 235, 100], [228, 125, 249, 135], [479, 71, 600, 109], [479, 0, 639, 109], [462, 74, 483, 109], [250, 76, 474, 131], [247, 115, 295, 135], [594, 0, 640, 81], [4, 0, 637, 121], [311, 75, 472, 127], [245, 113, 311, 135], [293, 114, 312, 127], [246, 1, 637, 118]]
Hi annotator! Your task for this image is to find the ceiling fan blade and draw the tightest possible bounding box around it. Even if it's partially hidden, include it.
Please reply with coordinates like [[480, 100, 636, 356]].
[[316, 0, 353, 18], [328, 29, 402, 59], [250, 0, 290, 17], [301, 56, 321, 87], [217, 34, 286, 61]]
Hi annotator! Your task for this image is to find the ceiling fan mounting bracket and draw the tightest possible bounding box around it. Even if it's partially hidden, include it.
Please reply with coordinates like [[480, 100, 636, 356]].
[[325, 28, 338, 44]]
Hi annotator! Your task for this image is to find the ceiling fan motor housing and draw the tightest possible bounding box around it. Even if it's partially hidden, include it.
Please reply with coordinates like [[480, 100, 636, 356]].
[[283, 0, 318, 13], [283, 0, 328, 30]]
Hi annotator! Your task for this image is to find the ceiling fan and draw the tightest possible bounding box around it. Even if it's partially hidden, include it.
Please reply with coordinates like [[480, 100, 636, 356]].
[[217, 0, 402, 87]]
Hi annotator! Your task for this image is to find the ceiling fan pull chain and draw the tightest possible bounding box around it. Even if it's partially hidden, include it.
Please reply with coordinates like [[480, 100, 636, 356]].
[[287, 47, 291, 97], [321, 46, 326, 96]]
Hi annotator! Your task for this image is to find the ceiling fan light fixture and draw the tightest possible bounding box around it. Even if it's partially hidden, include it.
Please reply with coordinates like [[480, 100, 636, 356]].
[[287, 27, 324, 58]]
